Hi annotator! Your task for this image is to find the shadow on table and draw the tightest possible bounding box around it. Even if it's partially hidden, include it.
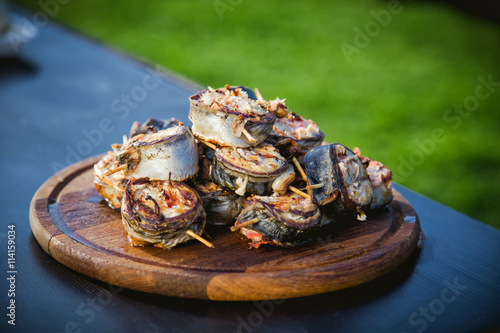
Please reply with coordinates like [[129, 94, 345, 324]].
[[0, 56, 37, 74], [28, 232, 422, 332], [0, 57, 37, 90]]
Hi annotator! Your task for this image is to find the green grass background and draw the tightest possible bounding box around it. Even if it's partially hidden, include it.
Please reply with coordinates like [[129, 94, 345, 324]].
[[13, 0, 500, 228]]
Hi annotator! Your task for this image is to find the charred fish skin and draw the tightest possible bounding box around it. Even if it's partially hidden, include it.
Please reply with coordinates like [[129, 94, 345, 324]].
[[233, 85, 257, 100], [304, 144, 340, 206], [334, 144, 373, 214], [236, 194, 322, 247], [196, 142, 214, 183], [210, 144, 292, 196], [264, 136, 297, 161], [193, 181, 243, 226], [189, 86, 276, 148], [117, 121, 199, 181], [321, 144, 373, 218], [129, 118, 181, 138], [239, 210, 313, 246], [304, 143, 373, 218], [121, 178, 206, 249], [211, 157, 272, 196]]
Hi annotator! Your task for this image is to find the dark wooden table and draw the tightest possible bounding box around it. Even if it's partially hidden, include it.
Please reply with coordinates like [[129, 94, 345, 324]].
[[1, 11, 500, 333]]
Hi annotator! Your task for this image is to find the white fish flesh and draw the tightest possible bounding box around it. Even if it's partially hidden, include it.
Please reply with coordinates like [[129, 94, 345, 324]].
[[189, 86, 276, 147], [117, 120, 199, 181]]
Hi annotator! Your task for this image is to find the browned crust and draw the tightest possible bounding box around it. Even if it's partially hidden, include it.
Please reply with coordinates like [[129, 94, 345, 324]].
[[215, 147, 288, 177], [134, 126, 187, 147], [190, 89, 276, 124], [122, 178, 202, 231]]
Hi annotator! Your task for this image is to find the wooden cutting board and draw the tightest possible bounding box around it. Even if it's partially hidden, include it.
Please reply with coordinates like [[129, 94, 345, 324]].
[[29, 155, 423, 301]]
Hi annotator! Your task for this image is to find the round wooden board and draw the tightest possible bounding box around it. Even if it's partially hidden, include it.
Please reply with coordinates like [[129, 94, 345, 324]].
[[30, 155, 423, 301]]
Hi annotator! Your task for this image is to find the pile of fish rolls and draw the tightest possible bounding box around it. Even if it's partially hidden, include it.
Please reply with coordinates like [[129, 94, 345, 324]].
[[93, 85, 393, 249]]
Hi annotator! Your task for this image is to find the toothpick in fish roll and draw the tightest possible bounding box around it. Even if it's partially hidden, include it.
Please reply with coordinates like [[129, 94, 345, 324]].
[[233, 193, 322, 248], [211, 143, 296, 196], [121, 178, 206, 249], [189, 85, 278, 147], [117, 120, 199, 181]]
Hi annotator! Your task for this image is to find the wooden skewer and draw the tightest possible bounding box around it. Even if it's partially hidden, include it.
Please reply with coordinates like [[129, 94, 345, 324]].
[[307, 183, 325, 190], [292, 156, 312, 198], [103, 164, 127, 177], [186, 230, 214, 248], [230, 217, 260, 232], [203, 141, 217, 150], [99, 175, 125, 193], [254, 88, 265, 102], [242, 128, 256, 143], [288, 186, 311, 199], [292, 157, 308, 182]]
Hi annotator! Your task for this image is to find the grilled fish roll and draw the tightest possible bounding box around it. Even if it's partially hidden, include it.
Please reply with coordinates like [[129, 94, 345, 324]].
[[332, 144, 374, 217], [211, 144, 295, 196], [303, 144, 340, 206], [305, 143, 373, 219], [129, 118, 179, 138], [117, 121, 199, 181], [266, 112, 324, 160], [189, 85, 276, 147], [93, 150, 128, 209], [193, 181, 243, 226], [235, 193, 322, 248], [121, 178, 206, 249]]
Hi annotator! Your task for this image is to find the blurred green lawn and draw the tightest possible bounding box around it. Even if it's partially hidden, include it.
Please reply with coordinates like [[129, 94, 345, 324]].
[[14, 0, 500, 228]]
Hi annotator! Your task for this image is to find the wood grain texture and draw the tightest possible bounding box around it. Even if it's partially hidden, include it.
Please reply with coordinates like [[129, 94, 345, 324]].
[[29, 155, 423, 301]]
